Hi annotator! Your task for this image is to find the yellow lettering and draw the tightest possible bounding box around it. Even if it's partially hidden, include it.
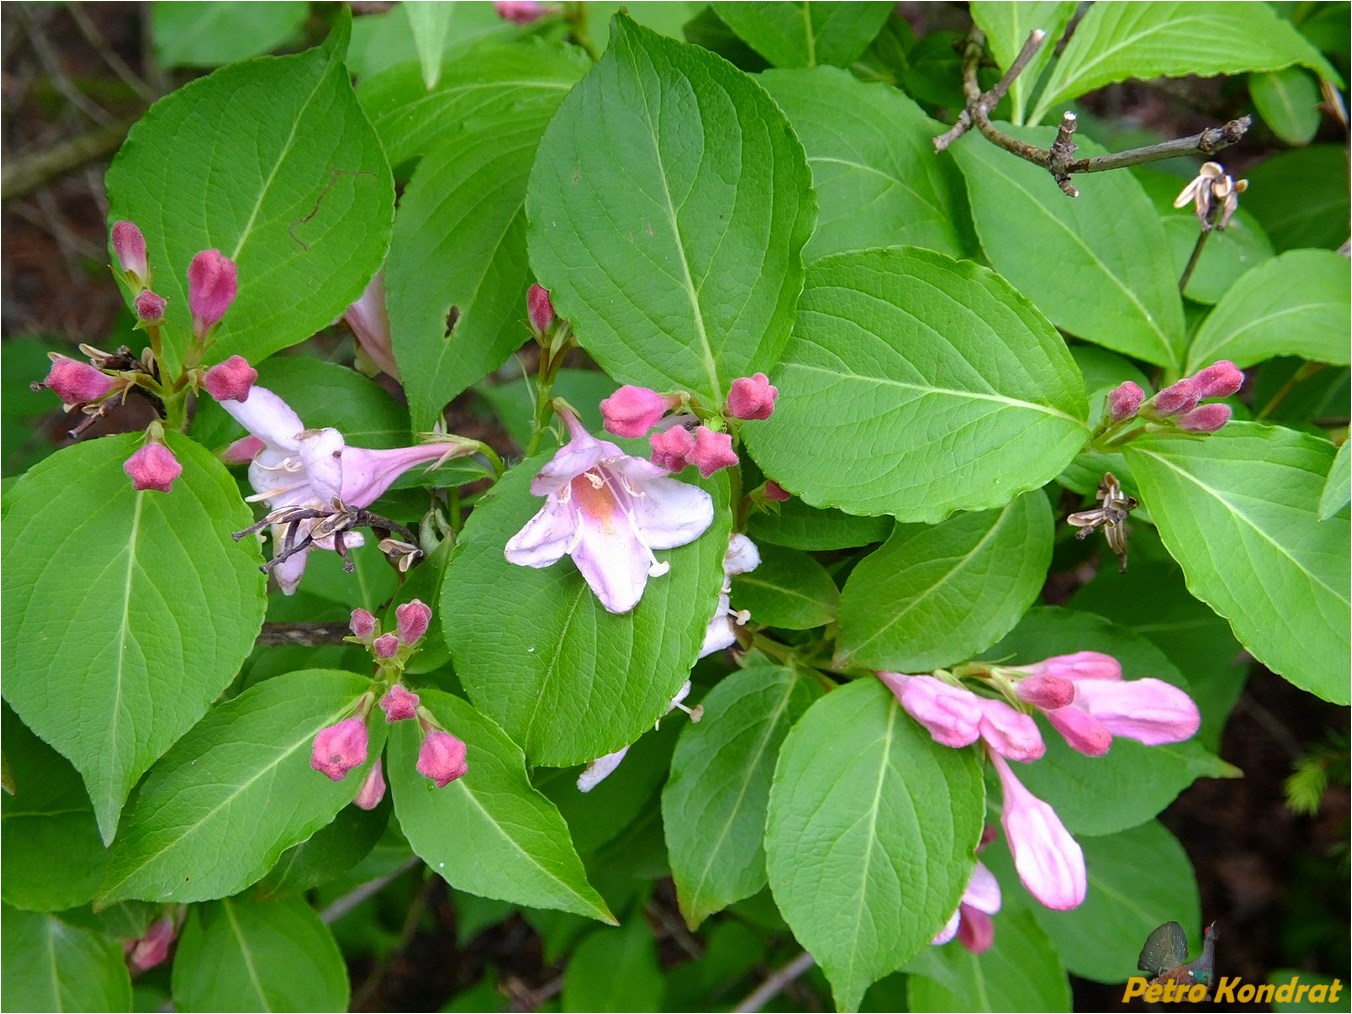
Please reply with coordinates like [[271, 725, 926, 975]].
[[1309, 984, 1328, 1003], [1254, 983, 1275, 1003], [1213, 977, 1238, 1003], [1145, 983, 1164, 1003], [1237, 983, 1256, 1002], [1276, 980, 1296, 1002], [1327, 981, 1342, 1003], [1187, 983, 1207, 1003], [1122, 977, 1149, 1001]]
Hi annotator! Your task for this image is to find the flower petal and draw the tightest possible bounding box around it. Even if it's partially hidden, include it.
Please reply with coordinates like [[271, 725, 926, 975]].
[[504, 499, 578, 569], [1074, 678, 1200, 745], [297, 428, 347, 503], [569, 505, 653, 614], [577, 746, 629, 792], [625, 474, 714, 550], [220, 386, 304, 452]]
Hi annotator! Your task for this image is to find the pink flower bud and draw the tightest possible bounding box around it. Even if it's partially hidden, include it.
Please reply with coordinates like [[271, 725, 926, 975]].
[[1044, 703, 1113, 757], [764, 480, 791, 502], [1015, 672, 1076, 710], [373, 633, 399, 660], [1191, 360, 1244, 399], [124, 442, 182, 493], [417, 729, 468, 787], [353, 757, 386, 810], [1071, 678, 1200, 746], [958, 906, 996, 953], [111, 220, 148, 284], [1177, 403, 1232, 433], [527, 283, 556, 332], [311, 717, 369, 781], [187, 249, 238, 334], [1106, 381, 1144, 421], [134, 290, 166, 324], [379, 684, 420, 722], [974, 697, 1045, 762], [202, 355, 257, 402], [690, 425, 738, 477], [600, 386, 672, 438], [127, 917, 177, 974], [395, 599, 432, 645], [727, 372, 778, 421], [496, 0, 547, 23], [649, 425, 695, 471], [222, 435, 265, 465], [879, 672, 981, 749], [349, 608, 377, 642], [45, 355, 113, 406], [990, 751, 1086, 910], [933, 861, 1001, 951], [1152, 377, 1200, 416], [1026, 651, 1123, 683]]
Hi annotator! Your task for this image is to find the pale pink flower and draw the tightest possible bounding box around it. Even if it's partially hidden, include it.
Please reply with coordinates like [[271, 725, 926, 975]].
[[932, 860, 1001, 953], [973, 696, 1045, 762], [353, 757, 386, 810], [505, 409, 714, 614], [879, 673, 981, 749], [990, 751, 1085, 910], [700, 533, 759, 658], [111, 221, 148, 286], [344, 272, 398, 378]]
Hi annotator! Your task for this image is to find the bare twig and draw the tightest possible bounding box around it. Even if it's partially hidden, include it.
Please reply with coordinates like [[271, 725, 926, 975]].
[[20, 5, 116, 127], [254, 622, 356, 647], [1, 121, 130, 200], [734, 951, 817, 1013], [320, 856, 423, 924], [935, 27, 1253, 195], [67, 4, 159, 104]]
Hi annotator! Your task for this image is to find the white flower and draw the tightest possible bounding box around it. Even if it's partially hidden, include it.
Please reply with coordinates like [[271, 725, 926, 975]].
[[505, 409, 714, 614], [700, 533, 760, 658]]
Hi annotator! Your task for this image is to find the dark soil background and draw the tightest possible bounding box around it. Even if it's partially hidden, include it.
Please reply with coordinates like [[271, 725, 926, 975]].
[[3, 4, 1347, 1011]]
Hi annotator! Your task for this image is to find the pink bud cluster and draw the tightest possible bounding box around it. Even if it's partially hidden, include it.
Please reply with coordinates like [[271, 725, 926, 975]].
[[348, 600, 433, 664], [1106, 360, 1243, 434], [110, 220, 239, 334], [595, 373, 779, 478], [880, 651, 1200, 951]]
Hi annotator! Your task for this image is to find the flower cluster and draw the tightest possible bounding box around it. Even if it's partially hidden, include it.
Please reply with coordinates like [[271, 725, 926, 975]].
[[311, 605, 469, 809], [505, 406, 715, 614], [881, 651, 1200, 951], [1099, 359, 1244, 442]]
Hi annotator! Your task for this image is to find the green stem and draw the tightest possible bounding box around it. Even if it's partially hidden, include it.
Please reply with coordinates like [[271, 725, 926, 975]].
[[567, 2, 600, 61], [1178, 225, 1212, 294], [1257, 362, 1326, 420]]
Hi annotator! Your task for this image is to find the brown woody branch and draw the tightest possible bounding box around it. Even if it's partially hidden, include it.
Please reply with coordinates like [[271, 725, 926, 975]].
[[934, 28, 1252, 197]]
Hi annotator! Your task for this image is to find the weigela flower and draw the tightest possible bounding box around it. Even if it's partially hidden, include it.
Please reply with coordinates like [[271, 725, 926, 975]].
[[990, 751, 1086, 910], [726, 373, 778, 420], [395, 600, 432, 645], [379, 684, 421, 722], [650, 424, 695, 472], [1106, 381, 1144, 422], [187, 249, 238, 335], [689, 426, 738, 477], [124, 442, 182, 493], [1192, 360, 1243, 399], [111, 221, 148, 287], [134, 290, 166, 324], [932, 860, 1001, 953], [601, 385, 674, 438], [373, 633, 400, 660], [505, 408, 714, 614], [344, 272, 398, 379], [45, 355, 114, 408], [221, 385, 466, 594], [353, 757, 386, 810], [350, 608, 377, 642], [495, 0, 549, 23], [527, 283, 555, 332], [203, 355, 258, 403], [879, 673, 982, 748], [126, 916, 177, 974], [700, 533, 760, 658], [1152, 378, 1201, 417], [417, 729, 468, 787], [763, 480, 791, 502], [1177, 403, 1232, 433], [311, 717, 368, 781]]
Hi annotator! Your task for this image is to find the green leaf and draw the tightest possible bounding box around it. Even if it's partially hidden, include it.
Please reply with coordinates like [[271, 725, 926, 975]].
[[443, 452, 730, 766], [1184, 250, 1351, 372], [1242, 145, 1351, 252], [732, 544, 839, 629], [387, 689, 615, 923], [405, 2, 453, 89], [1004, 821, 1200, 984], [1251, 66, 1323, 145], [950, 127, 1186, 368], [663, 665, 821, 929], [1319, 439, 1351, 521], [766, 678, 985, 1012], [171, 897, 349, 1012], [255, 794, 390, 900], [986, 607, 1235, 836], [378, 50, 588, 429], [527, 15, 816, 403], [99, 670, 382, 904], [1, 433, 266, 842], [742, 247, 1088, 522], [106, 13, 394, 376], [1, 905, 132, 1013], [1125, 424, 1350, 704], [562, 920, 664, 1012], [349, 3, 514, 82], [906, 908, 1071, 1012], [1028, 2, 1340, 125], [1, 708, 106, 912], [758, 67, 976, 261], [836, 490, 1053, 672], [151, 1, 308, 68], [969, 2, 1078, 123], [714, 2, 890, 68], [747, 496, 892, 550]]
